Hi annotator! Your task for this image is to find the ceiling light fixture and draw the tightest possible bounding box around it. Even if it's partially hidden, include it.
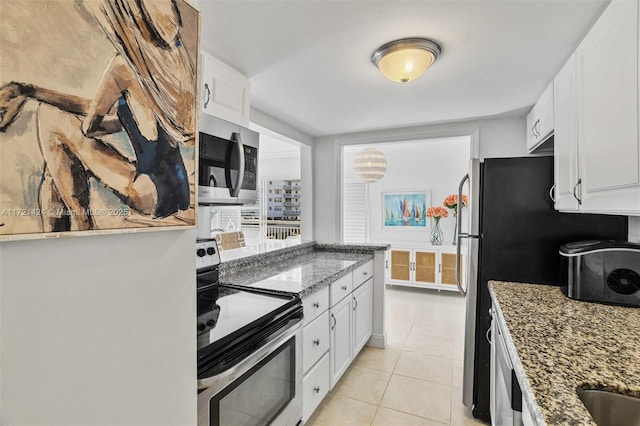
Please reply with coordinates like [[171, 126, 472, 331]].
[[371, 37, 442, 84]]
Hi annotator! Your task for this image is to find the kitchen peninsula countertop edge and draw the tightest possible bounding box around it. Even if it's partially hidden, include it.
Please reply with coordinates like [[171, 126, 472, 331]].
[[220, 242, 389, 297]]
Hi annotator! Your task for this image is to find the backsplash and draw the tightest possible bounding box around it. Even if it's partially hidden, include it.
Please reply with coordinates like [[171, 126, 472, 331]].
[[630, 217, 640, 243]]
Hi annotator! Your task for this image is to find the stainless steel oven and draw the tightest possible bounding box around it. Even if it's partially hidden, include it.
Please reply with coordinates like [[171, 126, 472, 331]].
[[196, 239, 303, 426], [197, 316, 302, 426]]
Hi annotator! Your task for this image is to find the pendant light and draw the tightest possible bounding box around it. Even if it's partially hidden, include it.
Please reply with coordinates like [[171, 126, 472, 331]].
[[353, 147, 387, 183], [372, 37, 442, 83]]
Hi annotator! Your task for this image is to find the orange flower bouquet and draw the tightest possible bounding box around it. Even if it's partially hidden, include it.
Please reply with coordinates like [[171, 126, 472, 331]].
[[426, 206, 449, 220], [426, 207, 448, 245], [443, 194, 468, 216], [444, 193, 468, 245]]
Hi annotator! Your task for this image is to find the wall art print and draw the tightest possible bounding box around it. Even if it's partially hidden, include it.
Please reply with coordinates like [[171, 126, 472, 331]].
[[383, 191, 429, 228], [0, 0, 199, 241]]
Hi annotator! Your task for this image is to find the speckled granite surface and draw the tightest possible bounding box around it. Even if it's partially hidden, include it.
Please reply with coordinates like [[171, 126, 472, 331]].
[[489, 281, 640, 426], [219, 243, 384, 297], [315, 243, 390, 254]]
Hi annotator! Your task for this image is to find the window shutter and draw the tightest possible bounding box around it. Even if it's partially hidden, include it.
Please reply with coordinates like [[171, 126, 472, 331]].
[[343, 180, 366, 243]]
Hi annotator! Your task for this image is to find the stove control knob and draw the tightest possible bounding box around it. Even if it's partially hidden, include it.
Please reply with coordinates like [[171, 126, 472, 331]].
[[206, 247, 215, 256], [197, 323, 207, 332], [197, 248, 206, 257], [206, 319, 217, 327]]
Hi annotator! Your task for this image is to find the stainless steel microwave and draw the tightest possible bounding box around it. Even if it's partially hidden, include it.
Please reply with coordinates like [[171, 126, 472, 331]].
[[198, 115, 259, 205]]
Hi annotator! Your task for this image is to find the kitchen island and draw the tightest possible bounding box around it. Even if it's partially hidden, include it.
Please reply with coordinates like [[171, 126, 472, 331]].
[[489, 280, 640, 425]]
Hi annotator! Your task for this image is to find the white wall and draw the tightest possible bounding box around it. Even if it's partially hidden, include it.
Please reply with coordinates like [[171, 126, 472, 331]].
[[0, 230, 196, 425], [344, 138, 470, 246], [260, 155, 301, 180], [314, 116, 528, 243]]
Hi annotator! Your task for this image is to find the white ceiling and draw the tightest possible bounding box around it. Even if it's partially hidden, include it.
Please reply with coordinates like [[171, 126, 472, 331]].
[[199, 0, 610, 137]]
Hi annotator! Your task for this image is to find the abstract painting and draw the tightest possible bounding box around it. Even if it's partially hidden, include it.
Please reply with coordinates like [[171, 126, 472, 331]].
[[383, 192, 429, 228], [0, 0, 199, 240]]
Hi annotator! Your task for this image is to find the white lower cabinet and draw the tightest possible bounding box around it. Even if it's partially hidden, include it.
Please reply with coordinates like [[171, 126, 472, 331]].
[[301, 260, 375, 419], [490, 304, 534, 426], [303, 311, 330, 373], [302, 353, 330, 422], [329, 294, 352, 389], [352, 278, 373, 356]]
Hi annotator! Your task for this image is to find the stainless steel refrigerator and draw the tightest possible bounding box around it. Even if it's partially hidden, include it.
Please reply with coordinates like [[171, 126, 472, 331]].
[[458, 156, 628, 422]]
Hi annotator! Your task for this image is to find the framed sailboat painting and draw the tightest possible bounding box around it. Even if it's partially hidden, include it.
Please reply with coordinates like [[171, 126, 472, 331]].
[[382, 191, 429, 228]]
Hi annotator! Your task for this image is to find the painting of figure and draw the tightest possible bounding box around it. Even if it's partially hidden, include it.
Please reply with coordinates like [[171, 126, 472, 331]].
[[0, 0, 199, 240]]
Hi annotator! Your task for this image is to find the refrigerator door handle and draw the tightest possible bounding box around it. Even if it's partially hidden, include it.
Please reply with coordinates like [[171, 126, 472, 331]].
[[456, 174, 479, 296]]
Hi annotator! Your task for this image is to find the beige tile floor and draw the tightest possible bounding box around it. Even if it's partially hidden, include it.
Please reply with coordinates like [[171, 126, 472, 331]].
[[306, 286, 487, 426]]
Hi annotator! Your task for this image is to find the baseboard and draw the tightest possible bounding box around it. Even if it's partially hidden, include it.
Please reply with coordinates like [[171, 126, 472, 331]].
[[367, 333, 386, 349]]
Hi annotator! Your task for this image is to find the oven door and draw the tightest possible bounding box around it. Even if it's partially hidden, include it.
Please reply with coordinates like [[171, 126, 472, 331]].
[[197, 319, 302, 426]]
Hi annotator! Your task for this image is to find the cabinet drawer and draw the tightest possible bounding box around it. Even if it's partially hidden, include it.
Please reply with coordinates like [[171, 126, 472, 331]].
[[303, 353, 330, 422], [353, 260, 373, 289], [303, 311, 330, 374], [303, 286, 329, 325], [330, 273, 353, 307]]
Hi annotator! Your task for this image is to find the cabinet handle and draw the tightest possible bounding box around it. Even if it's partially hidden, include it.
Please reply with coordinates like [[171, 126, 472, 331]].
[[314, 386, 320, 393], [363, 271, 368, 276], [486, 327, 492, 344], [341, 285, 347, 291], [535, 119, 541, 137], [313, 302, 320, 308], [313, 339, 320, 346], [386, 260, 389, 269], [549, 184, 556, 203], [331, 313, 336, 330], [353, 296, 358, 311], [572, 179, 582, 205], [203, 83, 211, 108]]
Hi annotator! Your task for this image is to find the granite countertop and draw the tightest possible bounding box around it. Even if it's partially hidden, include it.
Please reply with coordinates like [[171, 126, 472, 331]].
[[489, 281, 640, 425], [219, 243, 386, 297]]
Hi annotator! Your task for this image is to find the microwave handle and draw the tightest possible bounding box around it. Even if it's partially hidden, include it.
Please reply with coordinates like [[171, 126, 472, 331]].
[[230, 132, 245, 197]]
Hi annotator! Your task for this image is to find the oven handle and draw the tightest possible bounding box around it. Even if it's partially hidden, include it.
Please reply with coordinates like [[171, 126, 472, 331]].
[[197, 318, 301, 396]]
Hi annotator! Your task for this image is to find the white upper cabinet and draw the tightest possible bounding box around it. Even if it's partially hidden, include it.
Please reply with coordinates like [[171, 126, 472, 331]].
[[201, 52, 251, 127], [552, 0, 640, 215], [553, 53, 580, 211], [526, 82, 554, 152], [575, 0, 640, 214]]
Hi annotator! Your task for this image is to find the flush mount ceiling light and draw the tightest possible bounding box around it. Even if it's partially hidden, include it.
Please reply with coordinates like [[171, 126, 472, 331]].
[[371, 37, 442, 84], [353, 147, 387, 183]]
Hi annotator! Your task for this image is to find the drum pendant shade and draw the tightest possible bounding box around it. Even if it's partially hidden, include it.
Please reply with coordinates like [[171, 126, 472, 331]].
[[353, 148, 387, 183]]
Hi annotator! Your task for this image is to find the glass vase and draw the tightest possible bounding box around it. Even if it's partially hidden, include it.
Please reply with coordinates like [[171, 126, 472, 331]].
[[430, 218, 443, 245], [453, 217, 457, 245]]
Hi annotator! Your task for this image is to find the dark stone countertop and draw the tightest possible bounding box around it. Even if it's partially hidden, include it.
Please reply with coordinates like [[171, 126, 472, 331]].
[[219, 242, 388, 297], [489, 280, 640, 426]]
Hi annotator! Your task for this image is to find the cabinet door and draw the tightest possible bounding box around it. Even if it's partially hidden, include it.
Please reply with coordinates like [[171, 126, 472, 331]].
[[553, 53, 580, 211], [302, 353, 330, 422], [303, 311, 330, 374], [352, 279, 373, 356], [329, 295, 352, 389], [201, 52, 251, 127], [440, 252, 461, 286], [389, 249, 411, 283], [577, 0, 640, 213], [536, 82, 554, 142], [414, 250, 436, 284], [525, 108, 538, 151]]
